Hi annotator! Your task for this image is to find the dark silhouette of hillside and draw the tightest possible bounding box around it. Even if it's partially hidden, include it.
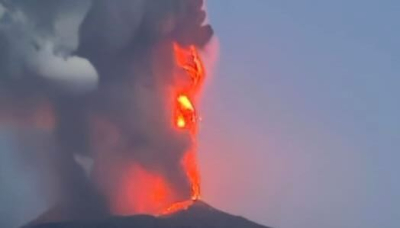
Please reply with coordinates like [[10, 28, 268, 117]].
[[27, 201, 270, 228]]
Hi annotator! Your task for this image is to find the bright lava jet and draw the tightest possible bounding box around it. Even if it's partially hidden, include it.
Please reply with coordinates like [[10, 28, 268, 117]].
[[163, 43, 205, 214]]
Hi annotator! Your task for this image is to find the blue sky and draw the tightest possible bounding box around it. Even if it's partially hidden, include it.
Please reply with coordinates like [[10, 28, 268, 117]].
[[199, 1, 400, 227]]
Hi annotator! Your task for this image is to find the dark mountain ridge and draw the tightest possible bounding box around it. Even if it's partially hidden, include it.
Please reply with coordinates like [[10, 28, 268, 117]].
[[27, 201, 270, 228]]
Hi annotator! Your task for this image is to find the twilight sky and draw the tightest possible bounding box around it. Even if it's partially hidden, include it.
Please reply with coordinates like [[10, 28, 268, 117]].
[[199, 1, 400, 228], [0, 1, 399, 228]]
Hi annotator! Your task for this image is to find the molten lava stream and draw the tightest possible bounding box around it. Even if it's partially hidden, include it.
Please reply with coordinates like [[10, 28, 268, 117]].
[[117, 44, 205, 216], [162, 199, 195, 215], [162, 43, 205, 214]]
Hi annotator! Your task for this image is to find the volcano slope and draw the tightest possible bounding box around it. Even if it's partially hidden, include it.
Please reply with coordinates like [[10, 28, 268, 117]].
[[27, 201, 270, 228]]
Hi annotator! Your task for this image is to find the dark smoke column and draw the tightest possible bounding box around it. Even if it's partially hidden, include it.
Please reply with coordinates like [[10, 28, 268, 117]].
[[74, 0, 214, 216]]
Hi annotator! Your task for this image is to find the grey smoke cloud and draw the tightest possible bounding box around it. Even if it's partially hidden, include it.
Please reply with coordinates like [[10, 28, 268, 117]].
[[0, 0, 214, 226], [0, 2, 101, 227], [0, 0, 95, 89]]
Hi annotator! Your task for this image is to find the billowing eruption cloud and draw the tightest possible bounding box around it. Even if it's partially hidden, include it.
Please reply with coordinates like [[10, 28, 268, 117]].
[[0, 0, 213, 225]]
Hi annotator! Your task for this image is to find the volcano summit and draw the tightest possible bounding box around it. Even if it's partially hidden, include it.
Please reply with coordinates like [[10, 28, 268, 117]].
[[27, 201, 270, 228]]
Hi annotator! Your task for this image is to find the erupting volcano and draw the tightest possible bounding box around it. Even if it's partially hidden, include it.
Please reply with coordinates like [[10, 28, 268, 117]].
[[0, 0, 271, 228], [72, 0, 214, 218], [112, 43, 206, 216]]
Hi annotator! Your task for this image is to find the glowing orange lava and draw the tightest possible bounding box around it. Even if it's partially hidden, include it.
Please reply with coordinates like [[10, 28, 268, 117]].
[[112, 163, 176, 215], [174, 43, 205, 196], [164, 43, 206, 213], [173, 44, 205, 94], [175, 94, 196, 131], [117, 43, 206, 216]]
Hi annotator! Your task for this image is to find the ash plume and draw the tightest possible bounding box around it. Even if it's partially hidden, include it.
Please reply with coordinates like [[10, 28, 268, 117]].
[[0, 0, 213, 225]]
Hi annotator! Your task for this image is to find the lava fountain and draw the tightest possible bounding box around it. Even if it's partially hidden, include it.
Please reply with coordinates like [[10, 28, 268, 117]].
[[165, 44, 206, 213], [107, 43, 207, 216]]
